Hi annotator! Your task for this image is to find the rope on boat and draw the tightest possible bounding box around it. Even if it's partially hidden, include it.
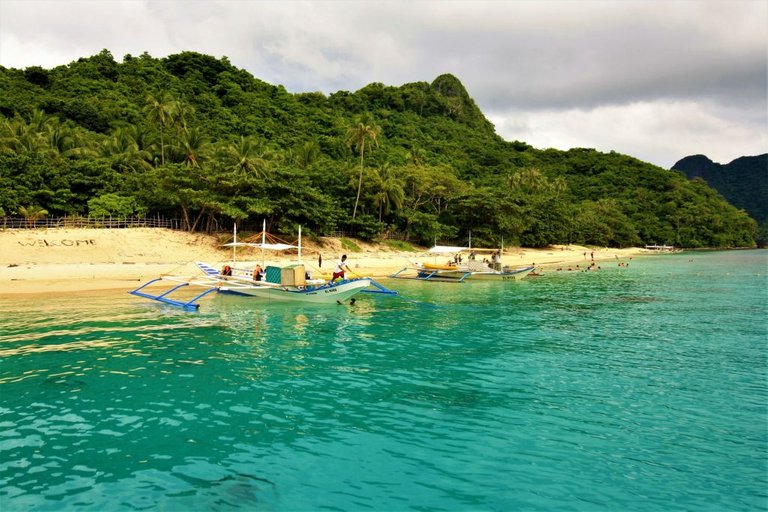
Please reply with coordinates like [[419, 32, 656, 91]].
[[367, 278, 445, 309]]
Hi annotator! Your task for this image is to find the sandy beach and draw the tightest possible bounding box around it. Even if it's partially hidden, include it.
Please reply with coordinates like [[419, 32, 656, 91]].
[[0, 228, 648, 295]]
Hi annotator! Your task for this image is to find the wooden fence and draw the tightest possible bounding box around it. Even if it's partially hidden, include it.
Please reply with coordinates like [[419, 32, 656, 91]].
[[0, 216, 187, 230], [0, 216, 411, 241]]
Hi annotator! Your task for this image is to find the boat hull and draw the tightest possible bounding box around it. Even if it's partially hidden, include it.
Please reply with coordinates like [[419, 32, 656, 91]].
[[461, 266, 535, 281], [219, 278, 372, 303], [421, 265, 534, 281], [396, 265, 535, 282], [422, 262, 462, 271]]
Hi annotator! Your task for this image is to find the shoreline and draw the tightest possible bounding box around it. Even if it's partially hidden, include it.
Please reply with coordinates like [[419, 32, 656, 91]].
[[0, 228, 653, 296]]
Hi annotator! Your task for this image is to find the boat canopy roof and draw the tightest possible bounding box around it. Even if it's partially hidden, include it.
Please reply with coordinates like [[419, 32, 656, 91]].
[[428, 245, 468, 254], [428, 245, 503, 254], [222, 242, 297, 251], [464, 247, 501, 253]]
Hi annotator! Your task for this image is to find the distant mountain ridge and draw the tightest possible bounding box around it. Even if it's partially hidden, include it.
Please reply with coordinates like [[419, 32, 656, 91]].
[[672, 154, 768, 228]]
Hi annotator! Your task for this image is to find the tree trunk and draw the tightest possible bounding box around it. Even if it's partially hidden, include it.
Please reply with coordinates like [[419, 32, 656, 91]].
[[159, 126, 165, 165], [180, 204, 191, 231], [352, 141, 365, 220]]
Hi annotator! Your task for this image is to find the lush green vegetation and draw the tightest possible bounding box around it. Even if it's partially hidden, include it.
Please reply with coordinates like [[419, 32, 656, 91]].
[[0, 50, 757, 248], [340, 238, 362, 253], [384, 240, 418, 252]]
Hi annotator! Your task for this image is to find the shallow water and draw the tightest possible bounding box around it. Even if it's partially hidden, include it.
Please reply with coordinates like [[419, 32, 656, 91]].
[[1, 250, 766, 511]]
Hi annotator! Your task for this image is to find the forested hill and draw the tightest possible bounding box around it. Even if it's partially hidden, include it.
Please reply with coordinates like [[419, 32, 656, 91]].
[[0, 50, 758, 248], [672, 154, 767, 240]]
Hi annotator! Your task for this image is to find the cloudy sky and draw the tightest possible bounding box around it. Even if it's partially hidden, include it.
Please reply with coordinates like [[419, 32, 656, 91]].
[[1, 0, 766, 168]]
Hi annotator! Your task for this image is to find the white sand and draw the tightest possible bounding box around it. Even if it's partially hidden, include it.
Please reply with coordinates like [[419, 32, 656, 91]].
[[0, 228, 648, 295]]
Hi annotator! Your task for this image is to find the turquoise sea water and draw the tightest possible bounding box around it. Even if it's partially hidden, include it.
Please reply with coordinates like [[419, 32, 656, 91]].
[[1, 250, 766, 511]]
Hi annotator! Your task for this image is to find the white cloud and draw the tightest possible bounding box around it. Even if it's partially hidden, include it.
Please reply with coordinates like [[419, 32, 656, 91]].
[[489, 100, 768, 168], [0, 0, 179, 68]]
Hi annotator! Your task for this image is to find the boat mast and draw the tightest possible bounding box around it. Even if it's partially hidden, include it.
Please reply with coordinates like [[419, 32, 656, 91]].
[[261, 219, 266, 267], [233, 223, 237, 265], [298, 225, 302, 263]]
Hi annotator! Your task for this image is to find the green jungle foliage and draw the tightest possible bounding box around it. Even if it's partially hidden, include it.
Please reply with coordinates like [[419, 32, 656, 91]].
[[384, 240, 418, 252], [340, 238, 362, 253], [0, 50, 758, 248]]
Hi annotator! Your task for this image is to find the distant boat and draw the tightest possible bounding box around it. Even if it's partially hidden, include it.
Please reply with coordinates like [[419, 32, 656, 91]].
[[390, 245, 535, 282], [644, 244, 681, 252]]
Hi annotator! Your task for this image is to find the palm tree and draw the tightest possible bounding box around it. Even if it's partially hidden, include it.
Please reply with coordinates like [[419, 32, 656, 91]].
[[45, 120, 87, 158], [0, 116, 27, 155], [0, 110, 93, 160], [509, 168, 549, 195], [217, 136, 271, 177], [406, 147, 427, 166], [0, 111, 52, 156], [291, 141, 321, 169], [346, 113, 381, 220], [18, 205, 49, 228], [509, 168, 567, 197], [174, 127, 210, 168], [27, 108, 50, 133], [144, 94, 178, 165], [373, 163, 405, 222], [127, 124, 158, 154], [99, 127, 153, 173], [172, 98, 194, 136]]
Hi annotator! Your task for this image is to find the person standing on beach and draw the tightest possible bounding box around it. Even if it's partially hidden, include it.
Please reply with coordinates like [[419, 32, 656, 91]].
[[491, 251, 500, 270], [332, 255, 349, 282]]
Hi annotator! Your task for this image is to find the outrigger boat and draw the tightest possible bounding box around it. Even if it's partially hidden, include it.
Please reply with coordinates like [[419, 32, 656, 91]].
[[129, 223, 397, 309], [390, 245, 535, 282]]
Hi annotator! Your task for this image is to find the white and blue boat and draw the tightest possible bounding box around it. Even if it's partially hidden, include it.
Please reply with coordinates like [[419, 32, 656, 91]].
[[129, 223, 396, 309]]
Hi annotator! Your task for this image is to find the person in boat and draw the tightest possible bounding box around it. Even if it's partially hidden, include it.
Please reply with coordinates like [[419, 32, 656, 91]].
[[221, 265, 232, 277], [332, 255, 349, 282], [253, 264, 264, 281]]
